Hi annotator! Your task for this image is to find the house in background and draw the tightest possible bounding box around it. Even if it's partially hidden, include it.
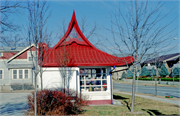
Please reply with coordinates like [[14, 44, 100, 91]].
[[0, 45, 36, 90], [38, 11, 134, 105], [141, 53, 180, 77]]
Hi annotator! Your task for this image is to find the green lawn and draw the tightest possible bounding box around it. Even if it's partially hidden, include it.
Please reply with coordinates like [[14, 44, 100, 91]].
[[81, 93, 180, 116]]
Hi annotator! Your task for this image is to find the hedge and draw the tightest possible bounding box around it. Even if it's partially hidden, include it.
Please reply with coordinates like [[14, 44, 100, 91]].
[[125, 77, 180, 82], [11, 83, 34, 90]]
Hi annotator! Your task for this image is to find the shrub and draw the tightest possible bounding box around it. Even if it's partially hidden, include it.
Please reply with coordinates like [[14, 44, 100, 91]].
[[174, 76, 179, 78], [11, 83, 34, 90], [159, 63, 169, 77], [150, 67, 156, 76], [26, 89, 88, 115], [161, 78, 180, 82], [127, 70, 133, 77], [172, 67, 180, 76], [140, 66, 149, 77]]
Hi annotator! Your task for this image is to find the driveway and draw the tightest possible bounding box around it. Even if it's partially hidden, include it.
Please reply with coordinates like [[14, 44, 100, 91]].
[[0, 93, 30, 116]]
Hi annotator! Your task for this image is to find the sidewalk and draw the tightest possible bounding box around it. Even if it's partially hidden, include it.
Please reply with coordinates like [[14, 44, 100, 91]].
[[113, 89, 180, 107]]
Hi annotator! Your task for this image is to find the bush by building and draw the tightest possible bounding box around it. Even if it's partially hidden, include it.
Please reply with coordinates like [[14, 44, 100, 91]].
[[172, 67, 180, 77], [150, 67, 156, 76], [127, 70, 133, 78], [26, 89, 88, 115], [159, 63, 169, 77], [11, 83, 34, 90], [140, 66, 149, 77]]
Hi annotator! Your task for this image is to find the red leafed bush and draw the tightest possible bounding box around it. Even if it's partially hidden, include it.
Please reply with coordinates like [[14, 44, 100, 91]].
[[26, 89, 88, 115]]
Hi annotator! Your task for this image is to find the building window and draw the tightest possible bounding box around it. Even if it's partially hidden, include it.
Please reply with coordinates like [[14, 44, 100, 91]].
[[19, 70, 23, 79], [27, 51, 37, 61], [24, 70, 28, 79], [12, 69, 29, 79], [69, 28, 78, 39], [0, 70, 3, 79], [0, 52, 3, 57], [13, 70, 17, 79], [80, 68, 107, 92]]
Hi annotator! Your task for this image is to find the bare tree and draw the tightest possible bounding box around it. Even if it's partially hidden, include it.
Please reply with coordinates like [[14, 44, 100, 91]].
[[0, 34, 27, 47], [0, 0, 24, 33], [107, 0, 178, 112], [55, 40, 73, 94], [26, 0, 51, 115]]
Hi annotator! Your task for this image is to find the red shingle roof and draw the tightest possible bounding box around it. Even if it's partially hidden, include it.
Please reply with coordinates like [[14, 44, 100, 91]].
[[39, 10, 134, 67]]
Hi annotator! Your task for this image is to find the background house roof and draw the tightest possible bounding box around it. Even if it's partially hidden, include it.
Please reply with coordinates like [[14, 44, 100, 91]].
[[143, 53, 180, 63], [0, 46, 25, 52], [39, 11, 134, 67]]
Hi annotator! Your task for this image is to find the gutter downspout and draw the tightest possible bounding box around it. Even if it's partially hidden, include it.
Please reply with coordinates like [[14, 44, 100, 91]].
[[109, 66, 115, 105]]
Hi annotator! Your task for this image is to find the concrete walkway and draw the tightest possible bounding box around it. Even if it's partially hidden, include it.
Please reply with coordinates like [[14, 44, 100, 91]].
[[113, 89, 180, 107]]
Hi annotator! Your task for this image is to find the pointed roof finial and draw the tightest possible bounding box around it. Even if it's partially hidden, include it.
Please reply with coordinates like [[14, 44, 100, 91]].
[[72, 9, 76, 18]]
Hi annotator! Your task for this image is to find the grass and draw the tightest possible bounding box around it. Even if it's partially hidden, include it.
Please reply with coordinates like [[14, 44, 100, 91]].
[[81, 93, 180, 116], [114, 90, 180, 101]]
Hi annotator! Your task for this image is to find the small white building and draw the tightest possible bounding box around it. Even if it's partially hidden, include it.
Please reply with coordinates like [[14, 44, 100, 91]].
[[38, 11, 133, 105]]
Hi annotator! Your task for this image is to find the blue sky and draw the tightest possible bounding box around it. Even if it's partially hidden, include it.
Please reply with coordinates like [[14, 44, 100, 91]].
[[2, 0, 180, 55]]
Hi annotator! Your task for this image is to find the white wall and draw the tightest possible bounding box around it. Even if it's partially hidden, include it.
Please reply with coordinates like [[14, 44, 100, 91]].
[[38, 67, 79, 92], [38, 66, 112, 101]]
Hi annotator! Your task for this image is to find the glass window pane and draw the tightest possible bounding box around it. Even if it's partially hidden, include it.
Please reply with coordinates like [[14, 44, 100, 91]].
[[96, 80, 101, 85], [13, 70, 17, 74], [19, 70, 22, 74], [13, 75, 17, 79], [25, 75, 28, 79], [0, 75, 2, 79], [80, 81, 84, 86], [102, 74, 107, 79], [19, 75, 23, 79], [78, 38, 83, 41], [69, 28, 78, 38], [80, 87, 85, 92], [24, 70, 28, 79], [29, 57, 33, 61], [102, 68, 106, 73], [25, 70, 28, 74], [94, 86, 101, 91], [102, 80, 107, 91], [0, 70, 2, 74]]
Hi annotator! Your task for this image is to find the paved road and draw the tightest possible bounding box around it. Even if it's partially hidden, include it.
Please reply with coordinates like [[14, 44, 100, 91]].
[[113, 83, 180, 98], [0, 93, 29, 116]]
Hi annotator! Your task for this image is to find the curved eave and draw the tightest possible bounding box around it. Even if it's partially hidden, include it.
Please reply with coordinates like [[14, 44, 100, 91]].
[[41, 62, 132, 67]]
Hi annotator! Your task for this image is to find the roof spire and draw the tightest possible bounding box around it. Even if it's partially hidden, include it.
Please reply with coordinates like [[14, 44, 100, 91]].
[[73, 9, 76, 18]]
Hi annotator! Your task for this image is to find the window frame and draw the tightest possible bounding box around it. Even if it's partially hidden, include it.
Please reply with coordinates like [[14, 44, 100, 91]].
[[80, 68, 108, 92], [0, 69, 4, 79], [12, 69, 29, 79]]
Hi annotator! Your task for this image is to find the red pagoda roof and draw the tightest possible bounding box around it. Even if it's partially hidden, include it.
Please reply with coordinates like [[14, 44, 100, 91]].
[[39, 10, 134, 67]]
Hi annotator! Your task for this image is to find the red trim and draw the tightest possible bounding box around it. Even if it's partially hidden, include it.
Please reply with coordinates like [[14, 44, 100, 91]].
[[86, 100, 111, 105]]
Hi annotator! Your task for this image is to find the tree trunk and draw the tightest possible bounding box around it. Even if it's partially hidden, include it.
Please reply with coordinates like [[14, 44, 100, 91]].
[[34, 73, 37, 116], [131, 66, 136, 112], [40, 72, 43, 90]]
